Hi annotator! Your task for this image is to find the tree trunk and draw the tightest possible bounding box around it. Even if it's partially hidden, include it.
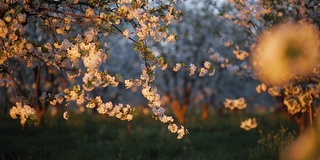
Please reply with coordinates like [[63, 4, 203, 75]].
[[293, 112, 307, 134], [126, 123, 132, 139], [170, 100, 187, 125], [34, 104, 46, 126], [201, 103, 209, 120], [215, 106, 223, 115]]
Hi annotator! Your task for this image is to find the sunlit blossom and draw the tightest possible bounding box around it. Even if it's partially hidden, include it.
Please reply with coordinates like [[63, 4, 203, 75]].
[[177, 126, 188, 139], [124, 79, 134, 89], [298, 93, 313, 108], [283, 98, 304, 115], [240, 118, 258, 130], [268, 87, 281, 96], [224, 98, 247, 110], [168, 123, 178, 133], [10, 102, 36, 126], [199, 68, 208, 77], [0, 19, 8, 38], [86, 102, 96, 108], [85, 8, 95, 17], [63, 111, 70, 120], [166, 35, 175, 43], [161, 64, 168, 70], [256, 83, 267, 94], [123, 29, 130, 38], [204, 61, 211, 70], [234, 50, 249, 60]]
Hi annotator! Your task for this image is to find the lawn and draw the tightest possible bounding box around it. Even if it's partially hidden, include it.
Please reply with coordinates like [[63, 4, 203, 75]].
[[0, 109, 296, 160]]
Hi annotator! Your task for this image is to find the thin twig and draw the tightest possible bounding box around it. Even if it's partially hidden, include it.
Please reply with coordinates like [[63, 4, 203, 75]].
[[309, 105, 313, 125]]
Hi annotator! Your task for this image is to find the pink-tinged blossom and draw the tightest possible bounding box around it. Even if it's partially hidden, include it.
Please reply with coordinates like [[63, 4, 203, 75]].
[[204, 61, 211, 69], [199, 68, 208, 77], [189, 64, 196, 76]]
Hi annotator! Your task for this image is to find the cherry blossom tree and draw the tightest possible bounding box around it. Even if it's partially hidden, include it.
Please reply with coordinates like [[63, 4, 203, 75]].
[[1, 0, 189, 139], [1, 0, 319, 142]]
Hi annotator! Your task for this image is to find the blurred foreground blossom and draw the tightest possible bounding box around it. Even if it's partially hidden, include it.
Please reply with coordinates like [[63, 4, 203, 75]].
[[10, 102, 36, 126], [240, 118, 258, 130], [280, 115, 320, 160], [252, 22, 319, 85]]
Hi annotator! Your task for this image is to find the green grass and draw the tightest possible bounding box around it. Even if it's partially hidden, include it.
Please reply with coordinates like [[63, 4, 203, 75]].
[[0, 110, 296, 160]]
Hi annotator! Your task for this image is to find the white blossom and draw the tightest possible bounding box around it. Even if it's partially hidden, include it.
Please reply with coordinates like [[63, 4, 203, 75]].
[[173, 63, 181, 72], [189, 64, 196, 76], [9, 102, 36, 126]]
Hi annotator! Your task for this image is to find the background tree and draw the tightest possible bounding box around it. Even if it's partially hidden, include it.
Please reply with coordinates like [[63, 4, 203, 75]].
[[215, 0, 320, 132]]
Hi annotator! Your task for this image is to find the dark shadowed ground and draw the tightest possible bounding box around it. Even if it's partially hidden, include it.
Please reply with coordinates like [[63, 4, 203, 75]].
[[0, 110, 296, 160]]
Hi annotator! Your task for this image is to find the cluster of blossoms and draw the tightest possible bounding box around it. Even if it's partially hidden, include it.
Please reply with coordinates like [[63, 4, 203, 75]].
[[224, 97, 256, 130], [170, 61, 215, 77], [41, 92, 64, 106], [140, 66, 188, 139], [240, 118, 258, 131], [251, 22, 320, 115], [89, 96, 133, 121], [224, 97, 247, 110], [59, 86, 134, 121], [116, 0, 181, 42], [267, 86, 281, 97], [281, 83, 317, 115], [168, 124, 186, 139], [0, 8, 29, 65], [256, 83, 267, 94], [209, 51, 248, 75], [9, 102, 36, 126], [232, 45, 249, 61], [63, 85, 85, 106]]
